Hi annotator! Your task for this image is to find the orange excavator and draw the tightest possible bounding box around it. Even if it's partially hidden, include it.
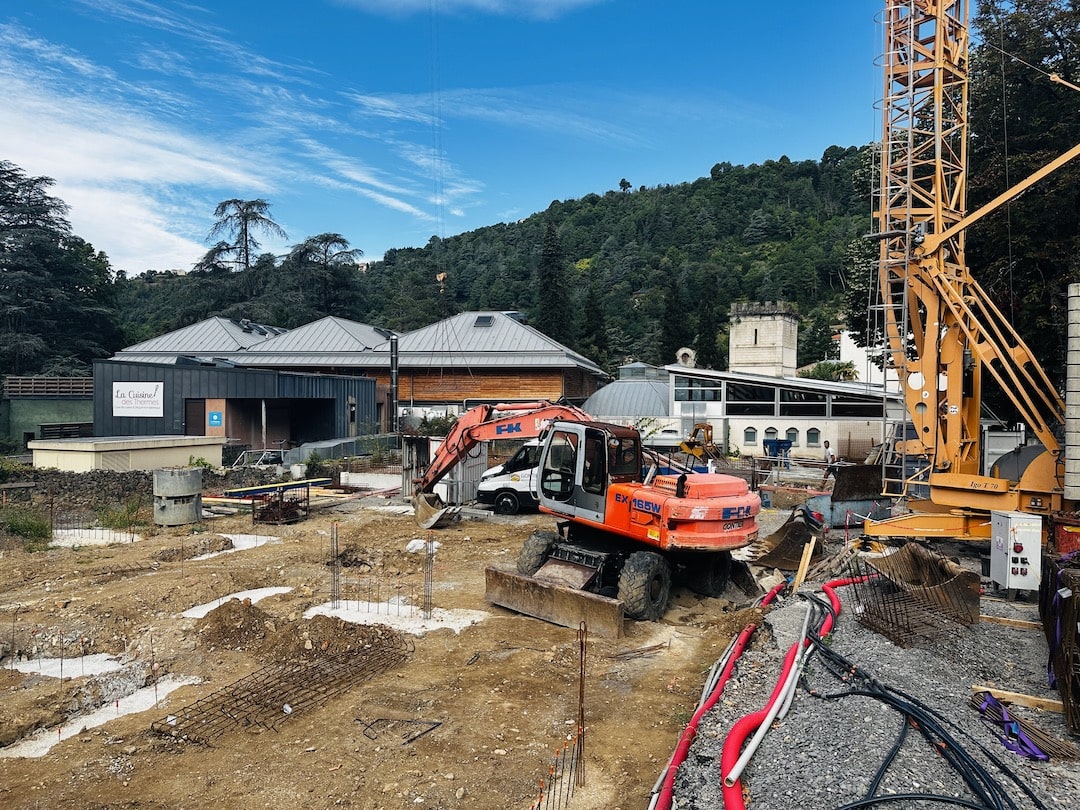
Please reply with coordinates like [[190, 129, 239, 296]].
[[412, 400, 592, 528], [484, 419, 761, 636], [412, 405, 762, 634]]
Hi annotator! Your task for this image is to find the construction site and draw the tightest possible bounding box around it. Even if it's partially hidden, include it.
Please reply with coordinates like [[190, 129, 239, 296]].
[[0, 462, 1078, 810], [6, 0, 1080, 807]]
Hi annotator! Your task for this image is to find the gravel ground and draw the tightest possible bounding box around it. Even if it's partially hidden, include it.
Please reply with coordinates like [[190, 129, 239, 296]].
[[670, 546, 1080, 809]]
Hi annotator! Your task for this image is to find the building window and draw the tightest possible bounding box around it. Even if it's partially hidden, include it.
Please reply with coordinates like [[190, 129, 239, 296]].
[[743, 427, 757, 445], [807, 428, 821, 446], [830, 394, 884, 417], [780, 387, 827, 416], [786, 428, 799, 445], [726, 382, 775, 415], [764, 427, 778, 439], [674, 375, 722, 402]]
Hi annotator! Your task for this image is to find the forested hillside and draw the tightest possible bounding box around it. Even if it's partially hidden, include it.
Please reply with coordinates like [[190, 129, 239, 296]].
[[3, 1, 1079, 388], [108, 147, 870, 374]]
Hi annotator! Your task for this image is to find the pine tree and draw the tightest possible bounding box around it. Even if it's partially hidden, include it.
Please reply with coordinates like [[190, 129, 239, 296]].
[[534, 221, 573, 345]]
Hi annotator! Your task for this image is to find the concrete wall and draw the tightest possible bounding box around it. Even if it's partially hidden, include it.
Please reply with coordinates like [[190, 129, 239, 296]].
[[2, 399, 93, 449]]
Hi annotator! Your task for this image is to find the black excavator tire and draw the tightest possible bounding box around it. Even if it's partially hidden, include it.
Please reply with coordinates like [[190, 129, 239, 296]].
[[517, 530, 558, 575], [686, 550, 733, 598], [618, 551, 672, 621]]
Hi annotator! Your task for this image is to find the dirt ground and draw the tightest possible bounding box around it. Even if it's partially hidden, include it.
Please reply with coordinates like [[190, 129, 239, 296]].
[[0, 495, 762, 809]]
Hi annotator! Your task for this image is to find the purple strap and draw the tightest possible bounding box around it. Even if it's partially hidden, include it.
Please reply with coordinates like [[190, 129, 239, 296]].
[[977, 693, 1049, 761]]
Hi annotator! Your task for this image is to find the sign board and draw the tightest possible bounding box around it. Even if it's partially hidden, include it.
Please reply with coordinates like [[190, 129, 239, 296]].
[[112, 382, 164, 418], [208, 411, 223, 427]]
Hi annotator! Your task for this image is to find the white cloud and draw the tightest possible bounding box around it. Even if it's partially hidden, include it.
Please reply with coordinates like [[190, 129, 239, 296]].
[[333, 0, 608, 20]]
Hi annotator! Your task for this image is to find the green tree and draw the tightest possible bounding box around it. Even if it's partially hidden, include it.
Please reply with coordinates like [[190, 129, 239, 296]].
[[533, 221, 573, 345], [578, 279, 610, 371], [206, 199, 288, 271], [798, 360, 858, 382], [0, 161, 122, 375], [285, 233, 364, 315]]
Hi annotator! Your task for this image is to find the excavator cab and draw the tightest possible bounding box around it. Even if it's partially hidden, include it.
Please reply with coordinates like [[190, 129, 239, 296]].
[[537, 422, 640, 524]]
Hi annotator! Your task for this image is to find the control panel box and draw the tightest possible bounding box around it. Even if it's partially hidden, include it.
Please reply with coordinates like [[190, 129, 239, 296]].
[[989, 510, 1042, 591]]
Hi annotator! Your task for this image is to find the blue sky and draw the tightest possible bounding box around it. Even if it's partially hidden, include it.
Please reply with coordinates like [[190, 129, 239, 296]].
[[1, 0, 883, 276]]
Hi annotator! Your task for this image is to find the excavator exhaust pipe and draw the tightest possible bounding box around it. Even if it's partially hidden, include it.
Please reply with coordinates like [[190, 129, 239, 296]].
[[413, 492, 461, 529]]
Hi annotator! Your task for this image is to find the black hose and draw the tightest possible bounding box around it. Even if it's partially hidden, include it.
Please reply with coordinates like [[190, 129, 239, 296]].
[[863, 714, 911, 800], [833, 793, 999, 810], [802, 637, 1042, 810]]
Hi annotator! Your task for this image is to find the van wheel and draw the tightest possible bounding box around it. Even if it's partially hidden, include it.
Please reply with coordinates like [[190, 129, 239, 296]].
[[517, 530, 557, 575], [493, 490, 521, 515], [618, 551, 671, 621], [687, 551, 732, 598]]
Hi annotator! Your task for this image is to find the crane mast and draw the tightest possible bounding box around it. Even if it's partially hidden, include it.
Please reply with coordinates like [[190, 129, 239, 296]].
[[870, 0, 1075, 535], [877, 0, 976, 489]]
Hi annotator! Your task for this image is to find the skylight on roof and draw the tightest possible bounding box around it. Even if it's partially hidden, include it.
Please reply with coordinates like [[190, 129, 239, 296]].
[[474, 315, 494, 327]]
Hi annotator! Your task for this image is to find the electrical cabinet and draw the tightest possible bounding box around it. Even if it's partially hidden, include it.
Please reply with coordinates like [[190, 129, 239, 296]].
[[989, 510, 1042, 591]]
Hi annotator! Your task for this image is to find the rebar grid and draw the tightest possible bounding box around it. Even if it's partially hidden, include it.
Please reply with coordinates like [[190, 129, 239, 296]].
[[846, 543, 980, 647], [1046, 564, 1080, 735], [150, 631, 413, 745]]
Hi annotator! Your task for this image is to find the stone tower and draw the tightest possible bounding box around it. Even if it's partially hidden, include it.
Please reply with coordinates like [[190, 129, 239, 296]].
[[728, 301, 798, 377]]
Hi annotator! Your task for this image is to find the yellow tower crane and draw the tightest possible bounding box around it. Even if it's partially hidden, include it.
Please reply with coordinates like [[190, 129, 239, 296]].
[[864, 0, 1080, 540]]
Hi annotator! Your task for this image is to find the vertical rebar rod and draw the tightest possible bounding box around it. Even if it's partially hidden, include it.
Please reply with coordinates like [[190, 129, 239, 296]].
[[576, 622, 587, 787], [330, 522, 340, 609], [423, 535, 434, 619]]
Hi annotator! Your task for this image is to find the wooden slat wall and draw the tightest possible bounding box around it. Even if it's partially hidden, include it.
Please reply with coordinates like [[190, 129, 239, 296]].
[[3, 377, 95, 397], [370, 369, 599, 404]]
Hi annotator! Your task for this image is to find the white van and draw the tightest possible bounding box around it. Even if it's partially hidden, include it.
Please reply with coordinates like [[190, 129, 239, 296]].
[[475, 439, 542, 515]]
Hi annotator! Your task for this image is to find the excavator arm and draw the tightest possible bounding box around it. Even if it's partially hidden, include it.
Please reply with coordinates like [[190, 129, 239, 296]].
[[412, 400, 591, 527]]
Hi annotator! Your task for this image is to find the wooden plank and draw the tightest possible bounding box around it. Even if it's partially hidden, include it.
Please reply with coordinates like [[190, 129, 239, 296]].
[[791, 536, 816, 591], [979, 614, 1042, 630], [970, 686, 1064, 713], [223, 478, 331, 497]]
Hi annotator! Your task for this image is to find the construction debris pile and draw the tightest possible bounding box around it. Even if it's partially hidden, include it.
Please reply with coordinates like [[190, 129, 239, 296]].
[[660, 524, 1080, 810]]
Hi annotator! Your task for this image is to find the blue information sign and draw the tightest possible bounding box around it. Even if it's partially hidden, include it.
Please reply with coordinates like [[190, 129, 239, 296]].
[[208, 411, 223, 427]]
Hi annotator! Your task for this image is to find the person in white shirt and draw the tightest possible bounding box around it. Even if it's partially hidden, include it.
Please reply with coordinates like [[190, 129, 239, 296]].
[[820, 440, 837, 488]]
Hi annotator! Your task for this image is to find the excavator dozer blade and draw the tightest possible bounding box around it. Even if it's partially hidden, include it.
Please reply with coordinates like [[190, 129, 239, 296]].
[[484, 566, 625, 638], [413, 493, 461, 529]]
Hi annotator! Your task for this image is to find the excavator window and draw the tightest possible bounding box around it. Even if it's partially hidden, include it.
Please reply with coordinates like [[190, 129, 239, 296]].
[[541, 430, 578, 501], [609, 436, 640, 479], [582, 429, 607, 495]]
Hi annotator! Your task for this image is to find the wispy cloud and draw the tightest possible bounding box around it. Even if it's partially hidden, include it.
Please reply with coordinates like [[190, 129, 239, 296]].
[[333, 0, 608, 21]]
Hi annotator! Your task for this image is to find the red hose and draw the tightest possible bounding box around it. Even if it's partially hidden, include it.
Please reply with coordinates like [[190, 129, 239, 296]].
[[651, 581, 788, 810], [719, 576, 863, 810]]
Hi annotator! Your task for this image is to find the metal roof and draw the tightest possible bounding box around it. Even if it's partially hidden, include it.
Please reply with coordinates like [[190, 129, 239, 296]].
[[387, 311, 605, 374], [115, 317, 287, 358], [583, 379, 670, 421], [112, 311, 606, 378], [661, 364, 904, 400], [246, 316, 393, 354]]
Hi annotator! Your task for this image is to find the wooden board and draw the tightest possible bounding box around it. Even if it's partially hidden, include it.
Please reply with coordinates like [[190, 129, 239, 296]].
[[978, 614, 1042, 630], [970, 686, 1064, 713]]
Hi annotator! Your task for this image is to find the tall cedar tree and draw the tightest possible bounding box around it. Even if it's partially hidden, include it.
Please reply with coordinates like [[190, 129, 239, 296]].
[[660, 271, 694, 365], [579, 280, 610, 372], [0, 161, 122, 375], [534, 222, 573, 346]]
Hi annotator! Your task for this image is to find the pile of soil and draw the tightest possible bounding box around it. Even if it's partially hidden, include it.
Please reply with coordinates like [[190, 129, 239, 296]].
[[196, 598, 273, 651], [153, 535, 233, 562]]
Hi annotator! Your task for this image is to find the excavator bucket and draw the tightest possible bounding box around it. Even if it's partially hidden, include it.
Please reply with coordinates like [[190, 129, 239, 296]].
[[484, 566, 625, 638], [749, 505, 825, 571], [831, 463, 885, 502], [412, 493, 461, 529]]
